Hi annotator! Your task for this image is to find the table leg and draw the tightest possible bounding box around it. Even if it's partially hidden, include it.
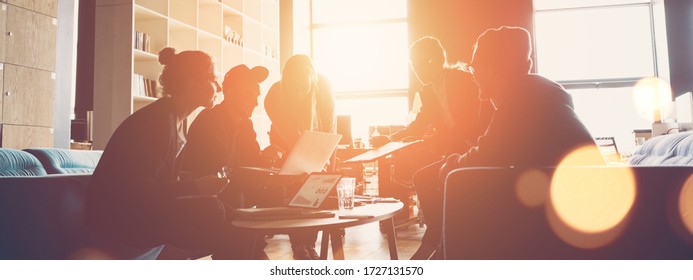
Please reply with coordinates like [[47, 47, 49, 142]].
[[382, 217, 399, 260], [329, 229, 345, 260], [250, 234, 258, 260], [320, 230, 329, 260]]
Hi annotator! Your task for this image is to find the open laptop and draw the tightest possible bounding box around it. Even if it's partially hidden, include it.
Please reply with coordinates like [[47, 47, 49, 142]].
[[287, 173, 342, 208], [235, 173, 342, 219], [241, 131, 342, 175]]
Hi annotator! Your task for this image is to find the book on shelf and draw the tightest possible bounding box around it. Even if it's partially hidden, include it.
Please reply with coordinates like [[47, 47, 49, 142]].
[[132, 74, 159, 98], [134, 30, 151, 53]]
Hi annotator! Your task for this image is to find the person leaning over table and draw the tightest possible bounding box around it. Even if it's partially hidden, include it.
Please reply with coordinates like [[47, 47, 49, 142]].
[[410, 26, 605, 260], [264, 54, 336, 260], [86, 47, 250, 260]]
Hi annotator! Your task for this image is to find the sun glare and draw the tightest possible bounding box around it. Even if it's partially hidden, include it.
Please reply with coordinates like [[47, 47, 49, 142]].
[[515, 169, 550, 208], [633, 77, 673, 122], [550, 147, 636, 233], [547, 147, 636, 248], [679, 175, 693, 237]]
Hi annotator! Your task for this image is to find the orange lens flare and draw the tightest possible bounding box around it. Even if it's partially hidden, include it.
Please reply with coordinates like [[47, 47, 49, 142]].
[[679, 175, 693, 237], [547, 147, 636, 248], [515, 169, 550, 208]]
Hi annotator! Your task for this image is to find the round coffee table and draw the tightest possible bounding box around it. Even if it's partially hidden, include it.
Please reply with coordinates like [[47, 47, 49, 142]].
[[233, 202, 404, 260]]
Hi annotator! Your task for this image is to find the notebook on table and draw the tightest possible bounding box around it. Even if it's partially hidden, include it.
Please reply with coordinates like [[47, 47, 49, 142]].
[[235, 173, 342, 220], [239, 131, 342, 176]]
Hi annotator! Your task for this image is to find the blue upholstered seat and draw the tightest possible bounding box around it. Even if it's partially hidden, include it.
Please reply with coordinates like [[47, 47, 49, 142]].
[[0, 148, 47, 176], [24, 148, 102, 174], [628, 132, 693, 166]]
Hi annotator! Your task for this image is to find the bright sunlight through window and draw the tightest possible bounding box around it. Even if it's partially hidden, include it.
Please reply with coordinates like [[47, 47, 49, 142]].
[[294, 0, 410, 146]]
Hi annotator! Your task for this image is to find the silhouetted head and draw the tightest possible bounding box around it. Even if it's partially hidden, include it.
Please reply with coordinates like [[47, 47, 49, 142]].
[[158, 47, 220, 109], [222, 64, 269, 118], [469, 26, 533, 102], [409, 36, 447, 85], [281, 54, 318, 99]]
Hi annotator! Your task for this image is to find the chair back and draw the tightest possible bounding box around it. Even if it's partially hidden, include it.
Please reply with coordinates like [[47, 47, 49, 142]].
[[443, 166, 693, 259]]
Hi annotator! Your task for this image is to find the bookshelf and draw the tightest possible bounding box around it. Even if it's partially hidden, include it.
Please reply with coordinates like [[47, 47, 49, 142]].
[[93, 0, 280, 149]]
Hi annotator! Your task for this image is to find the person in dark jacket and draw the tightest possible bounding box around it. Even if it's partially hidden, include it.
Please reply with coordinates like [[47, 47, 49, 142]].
[[87, 48, 243, 259], [264, 54, 336, 260], [181, 64, 282, 206], [411, 26, 604, 259], [371, 36, 491, 154], [370, 36, 492, 233]]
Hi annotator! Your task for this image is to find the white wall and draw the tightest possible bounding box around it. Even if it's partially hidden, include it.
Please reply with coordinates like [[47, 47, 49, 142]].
[[54, 0, 79, 148]]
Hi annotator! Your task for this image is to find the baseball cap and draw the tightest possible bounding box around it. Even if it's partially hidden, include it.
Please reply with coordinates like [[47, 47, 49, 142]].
[[223, 64, 269, 90]]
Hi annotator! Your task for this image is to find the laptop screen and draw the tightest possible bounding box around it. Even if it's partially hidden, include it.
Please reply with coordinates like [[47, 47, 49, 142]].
[[278, 131, 342, 175], [288, 173, 342, 208]]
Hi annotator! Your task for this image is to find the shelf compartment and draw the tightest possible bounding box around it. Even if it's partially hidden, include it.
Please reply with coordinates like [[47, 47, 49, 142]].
[[199, 2, 223, 38], [170, 0, 197, 27], [134, 6, 167, 54], [262, 0, 279, 31], [168, 19, 197, 51], [223, 0, 244, 13], [222, 41, 243, 73], [135, 0, 167, 16], [243, 0, 262, 23], [242, 19, 262, 53]]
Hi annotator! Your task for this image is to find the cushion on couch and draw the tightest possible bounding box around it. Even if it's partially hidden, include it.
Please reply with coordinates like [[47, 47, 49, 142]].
[[24, 148, 102, 174], [0, 148, 47, 176], [628, 132, 693, 166]]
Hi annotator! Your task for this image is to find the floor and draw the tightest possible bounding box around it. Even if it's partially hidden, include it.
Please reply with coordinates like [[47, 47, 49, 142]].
[[262, 221, 425, 260], [196, 220, 425, 260]]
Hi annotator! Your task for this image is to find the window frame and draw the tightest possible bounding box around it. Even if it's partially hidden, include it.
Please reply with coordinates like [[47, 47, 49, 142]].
[[296, 0, 409, 97], [533, 1, 659, 90]]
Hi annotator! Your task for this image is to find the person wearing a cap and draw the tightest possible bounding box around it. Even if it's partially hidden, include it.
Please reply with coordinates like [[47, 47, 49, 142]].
[[180, 64, 282, 259], [264, 54, 335, 260], [411, 26, 603, 259], [87, 48, 240, 259], [182, 64, 277, 180]]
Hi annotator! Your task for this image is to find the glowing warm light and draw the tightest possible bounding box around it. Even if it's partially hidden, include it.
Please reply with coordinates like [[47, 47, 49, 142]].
[[546, 147, 637, 248], [551, 147, 636, 233], [679, 175, 693, 236], [515, 169, 550, 208], [633, 77, 673, 122]]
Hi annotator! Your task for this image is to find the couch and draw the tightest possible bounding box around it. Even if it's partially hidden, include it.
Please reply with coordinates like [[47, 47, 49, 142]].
[[441, 132, 693, 259], [0, 148, 163, 260], [628, 132, 693, 166], [0, 149, 48, 176]]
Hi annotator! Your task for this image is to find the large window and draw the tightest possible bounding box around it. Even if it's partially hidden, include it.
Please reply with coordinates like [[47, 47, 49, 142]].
[[293, 0, 409, 144], [534, 0, 666, 154]]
